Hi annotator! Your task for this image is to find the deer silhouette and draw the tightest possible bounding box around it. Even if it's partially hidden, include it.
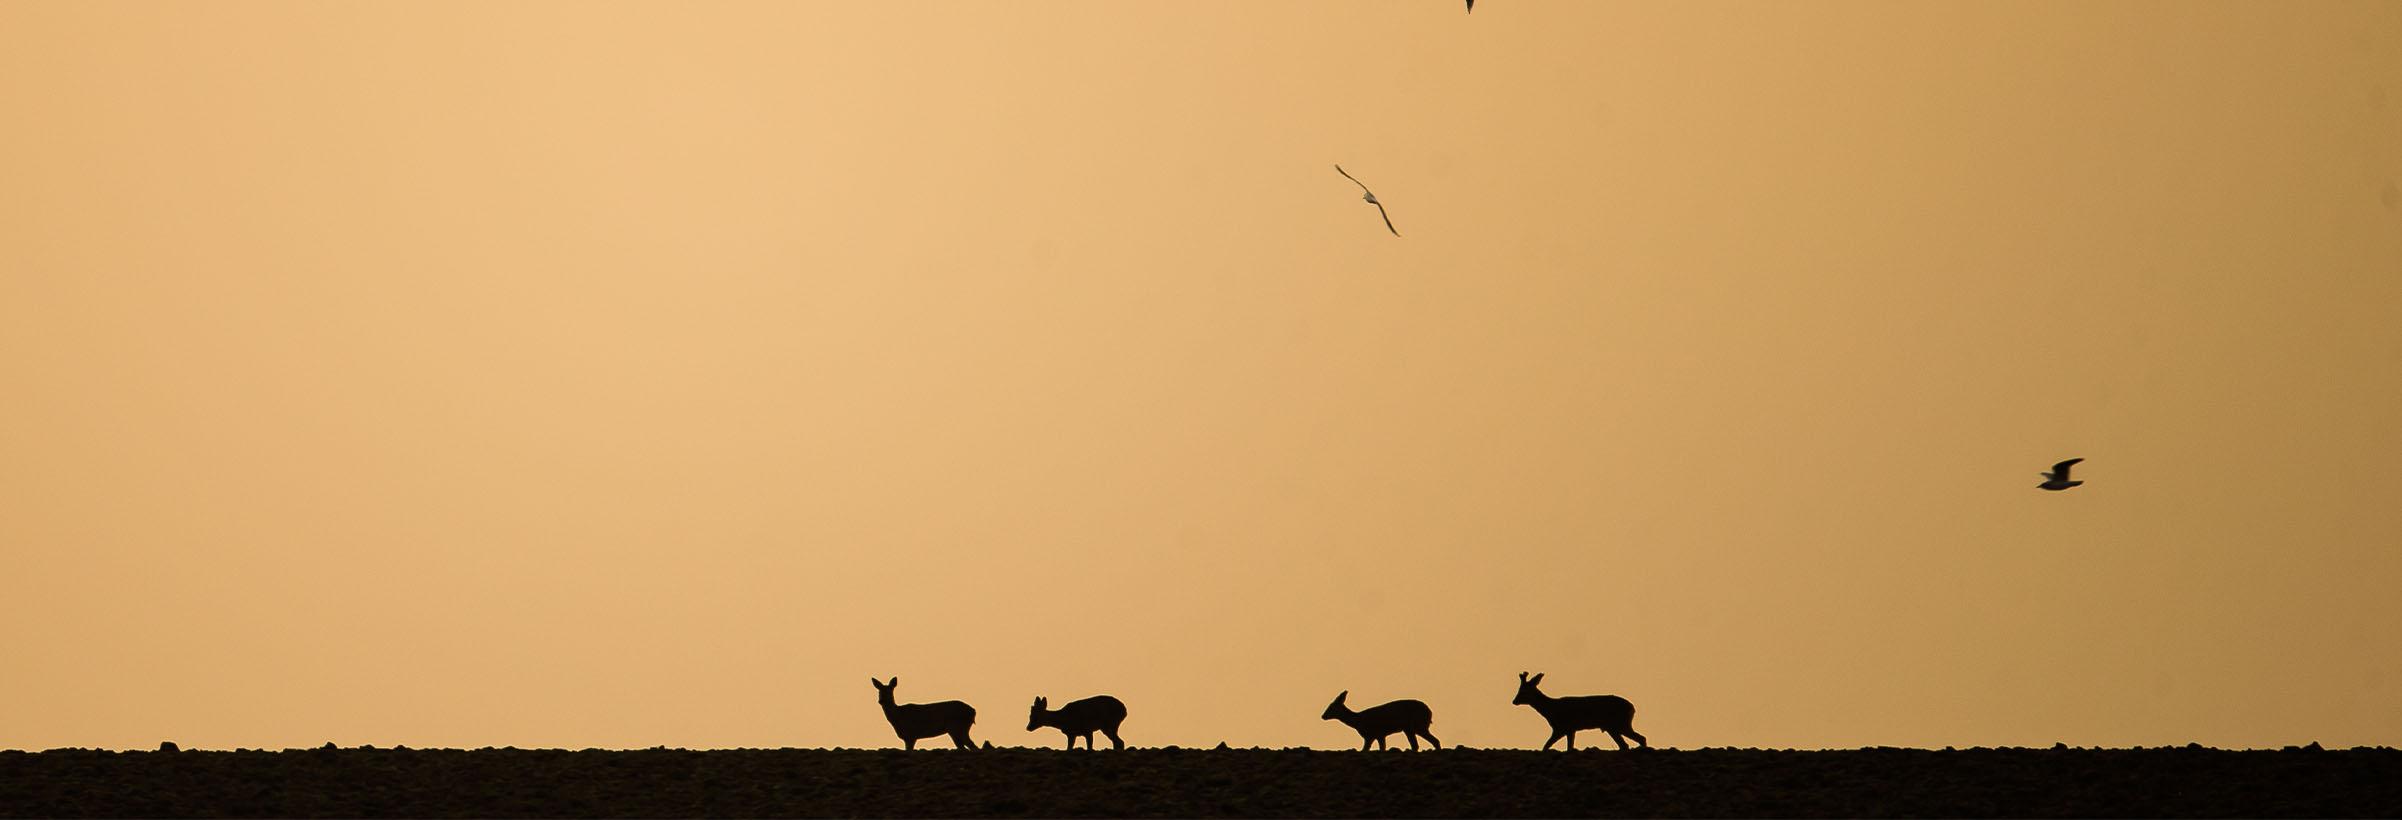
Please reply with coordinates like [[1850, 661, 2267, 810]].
[[1512, 671, 1645, 750], [871, 676, 977, 750], [1026, 695, 1128, 750], [1320, 691, 1441, 751]]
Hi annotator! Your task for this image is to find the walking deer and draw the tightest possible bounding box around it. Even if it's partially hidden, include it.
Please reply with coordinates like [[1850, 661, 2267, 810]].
[[1320, 691, 1441, 751], [1511, 671, 1646, 750], [871, 676, 977, 750], [1026, 695, 1128, 750]]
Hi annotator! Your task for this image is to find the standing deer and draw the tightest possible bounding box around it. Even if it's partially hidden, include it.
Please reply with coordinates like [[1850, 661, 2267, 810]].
[[1026, 695, 1128, 750], [1320, 691, 1441, 751], [1511, 671, 1646, 751], [870, 676, 977, 750]]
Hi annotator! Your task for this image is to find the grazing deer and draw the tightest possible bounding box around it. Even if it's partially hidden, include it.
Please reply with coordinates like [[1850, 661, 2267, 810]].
[[1320, 691, 1441, 751], [870, 676, 977, 750], [1026, 695, 1128, 750], [1511, 671, 1646, 751]]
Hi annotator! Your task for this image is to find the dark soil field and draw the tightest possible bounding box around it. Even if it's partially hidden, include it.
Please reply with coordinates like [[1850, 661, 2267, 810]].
[[4, 745, 2396, 818]]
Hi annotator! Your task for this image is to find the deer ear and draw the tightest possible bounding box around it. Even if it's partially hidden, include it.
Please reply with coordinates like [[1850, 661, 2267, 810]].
[[888, 677, 899, 687], [1529, 673, 1544, 685], [1336, 690, 1349, 702], [1518, 671, 1528, 681]]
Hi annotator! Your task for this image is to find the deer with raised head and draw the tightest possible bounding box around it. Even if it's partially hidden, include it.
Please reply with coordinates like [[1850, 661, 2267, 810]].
[[1026, 695, 1128, 750], [1320, 691, 1441, 751], [1511, 671, 1646, 750], [870, 676, 977, 750]]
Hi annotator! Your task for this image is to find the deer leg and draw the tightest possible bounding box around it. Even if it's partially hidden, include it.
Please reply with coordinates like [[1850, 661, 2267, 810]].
[[1543, 731, 1563, 751], [1421, 730, 1441, 750], [1104, 729, 1124, 750], [1625, 728, 1647, 748], [1360, 735, 1373, 752], [1405, 733, 1419, 751], [952, 731, 974, 750], [904, 737, 917, 751], [1609, 731, 1628, 750]]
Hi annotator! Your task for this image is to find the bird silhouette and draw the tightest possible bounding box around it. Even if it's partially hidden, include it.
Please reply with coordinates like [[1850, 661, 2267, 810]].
[[2037, 458, 2085, 491], [1335, 165, 1399, 236], [1466, 0, 1475, 12]]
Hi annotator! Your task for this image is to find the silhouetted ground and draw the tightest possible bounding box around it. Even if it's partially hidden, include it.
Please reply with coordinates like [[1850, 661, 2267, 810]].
[[4, 745, 2397, 817]]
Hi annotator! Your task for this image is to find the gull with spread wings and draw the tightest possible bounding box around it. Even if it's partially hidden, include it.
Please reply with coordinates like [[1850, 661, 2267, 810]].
[[1335, 165, 1399, 236], [2037, 458, 2085, 491]]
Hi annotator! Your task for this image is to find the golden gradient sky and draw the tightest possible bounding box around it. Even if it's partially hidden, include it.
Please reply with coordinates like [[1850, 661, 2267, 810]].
[[4, 0, 2399, 751]]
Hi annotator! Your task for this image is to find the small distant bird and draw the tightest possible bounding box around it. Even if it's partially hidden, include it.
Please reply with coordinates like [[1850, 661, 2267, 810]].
[[2037, 458, 2085, 491], [1335, 164, 1399, 236]]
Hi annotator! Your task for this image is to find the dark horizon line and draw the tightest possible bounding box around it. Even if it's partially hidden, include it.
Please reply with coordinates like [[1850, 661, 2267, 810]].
[[7, 741, 2366, 754]]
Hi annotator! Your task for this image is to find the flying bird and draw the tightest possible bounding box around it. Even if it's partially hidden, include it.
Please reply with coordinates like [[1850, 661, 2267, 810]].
[[2037, 458, 2085, 491], [1335, 164, 1399, 236]]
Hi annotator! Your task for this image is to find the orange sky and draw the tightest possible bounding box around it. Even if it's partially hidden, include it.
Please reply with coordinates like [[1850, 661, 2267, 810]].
[[3, 0, 2398, 752]]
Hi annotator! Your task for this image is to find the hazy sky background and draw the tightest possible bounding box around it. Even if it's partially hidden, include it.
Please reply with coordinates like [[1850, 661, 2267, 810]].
[[4, 0, 2399, 752]]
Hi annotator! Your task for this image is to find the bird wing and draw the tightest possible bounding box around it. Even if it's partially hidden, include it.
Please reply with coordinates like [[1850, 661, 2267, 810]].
[[1374, 201, 1398, 236], [2050, 458, 2083, 477], [1335, 164, 1372, 195]]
